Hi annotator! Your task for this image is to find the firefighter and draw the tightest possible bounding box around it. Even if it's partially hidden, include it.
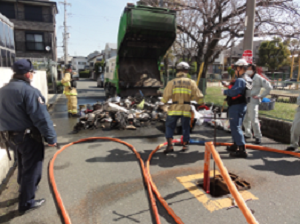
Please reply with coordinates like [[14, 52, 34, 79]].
[[243, 64, 273, 144], [161, 62, 203, 154], [223, 59, 252, 158], [285, 93, 300, 151], [61, 64, 79, 117], [0, 59, 57, 213]]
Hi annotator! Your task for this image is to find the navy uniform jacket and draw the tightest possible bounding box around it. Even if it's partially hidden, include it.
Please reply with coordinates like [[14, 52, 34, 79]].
[[0, 79, 57, 144]]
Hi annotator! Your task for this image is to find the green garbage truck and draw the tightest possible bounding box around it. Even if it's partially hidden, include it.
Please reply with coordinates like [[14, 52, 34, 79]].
[[104, 3, 177, 98]]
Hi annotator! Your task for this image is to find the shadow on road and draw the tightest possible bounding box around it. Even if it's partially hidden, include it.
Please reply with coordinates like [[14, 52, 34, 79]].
[[0, 198, 18, 209], [85, 148, 205, 168], [250, 157, 300, 176], [0, 210, 21, 224], [217, 149, 300, 176]]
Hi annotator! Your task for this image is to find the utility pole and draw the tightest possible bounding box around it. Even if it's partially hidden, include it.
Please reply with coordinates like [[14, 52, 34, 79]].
[[60, 0, 70, 65], [243, 0, 256, 52]]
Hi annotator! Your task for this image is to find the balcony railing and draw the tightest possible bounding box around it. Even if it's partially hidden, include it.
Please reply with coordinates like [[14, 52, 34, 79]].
[[15, 41, 53, 52]]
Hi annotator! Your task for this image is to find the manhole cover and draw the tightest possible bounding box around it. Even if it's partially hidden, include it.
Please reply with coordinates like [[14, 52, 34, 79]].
[[198, 173, 251, 198]]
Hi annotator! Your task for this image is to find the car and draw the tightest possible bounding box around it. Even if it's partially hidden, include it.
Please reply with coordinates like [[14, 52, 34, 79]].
[[97, 73, 104, 88]]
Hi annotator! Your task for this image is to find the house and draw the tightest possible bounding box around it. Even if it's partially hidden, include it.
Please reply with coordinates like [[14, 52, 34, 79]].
[[207, 51, 225, 76], [88, 53, 104, 80], [71, 56, 87, 74], [0, 13, 16, 67], [0, 0, 58, 62], [87, 51, 101, 70], [87, 51, 103, 70], [104, 43, 117, 61]]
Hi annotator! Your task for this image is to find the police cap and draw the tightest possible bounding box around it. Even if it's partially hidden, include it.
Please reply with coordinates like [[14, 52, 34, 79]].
[[13, 59, 34, 75]]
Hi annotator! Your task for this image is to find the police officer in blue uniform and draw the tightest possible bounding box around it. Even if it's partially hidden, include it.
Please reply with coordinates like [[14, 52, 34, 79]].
[[223, 59, 252, 158], [0, 59, 57, 213]]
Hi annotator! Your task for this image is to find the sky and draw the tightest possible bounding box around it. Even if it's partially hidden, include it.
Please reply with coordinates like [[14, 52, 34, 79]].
[[55, 0, 300, 59], [55, 0, 137, 58]]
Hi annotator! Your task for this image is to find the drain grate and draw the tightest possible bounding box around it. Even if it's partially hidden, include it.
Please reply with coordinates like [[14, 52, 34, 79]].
[[198, 173, 251, 198]]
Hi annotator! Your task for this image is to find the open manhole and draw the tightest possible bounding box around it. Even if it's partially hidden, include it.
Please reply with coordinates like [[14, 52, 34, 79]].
[[198, 173, 251, 198]]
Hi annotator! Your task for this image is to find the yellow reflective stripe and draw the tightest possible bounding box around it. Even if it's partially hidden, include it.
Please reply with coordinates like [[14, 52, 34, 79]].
[[168, 111, 191, 117], [62, 82, 71, 87], [172, 88, 191, 95], [161, 98, 167, 103], [197, 98, 204, 104], [68, 110, 78, 114], [65, 92, 78, 96]]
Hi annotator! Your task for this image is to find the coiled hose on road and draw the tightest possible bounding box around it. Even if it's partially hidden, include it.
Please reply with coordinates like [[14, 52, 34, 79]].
[[49, 138, 300, 224]]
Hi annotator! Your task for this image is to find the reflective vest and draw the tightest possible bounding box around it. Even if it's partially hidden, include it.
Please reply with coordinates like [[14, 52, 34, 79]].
[[162, 72, 203, 117], [61, 72, 78, 96]]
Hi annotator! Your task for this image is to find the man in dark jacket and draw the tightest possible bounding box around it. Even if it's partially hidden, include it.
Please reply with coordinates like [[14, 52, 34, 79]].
[[0, 59, 57, 213], [223, 59, 251, 158]]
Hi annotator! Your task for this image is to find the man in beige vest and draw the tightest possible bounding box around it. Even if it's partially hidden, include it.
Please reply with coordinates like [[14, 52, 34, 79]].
[[161, 62, 203, 153]]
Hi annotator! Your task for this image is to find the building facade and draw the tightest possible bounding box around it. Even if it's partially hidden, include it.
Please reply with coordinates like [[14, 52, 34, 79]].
[[104, 43, 117, 61], [71, 56, 87, 74], [0, 0, 58, 62]]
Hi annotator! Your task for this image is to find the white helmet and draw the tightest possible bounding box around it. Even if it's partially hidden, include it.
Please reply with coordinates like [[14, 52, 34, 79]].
[[234, 59, 249, 67], [176, 62, 190, 70]]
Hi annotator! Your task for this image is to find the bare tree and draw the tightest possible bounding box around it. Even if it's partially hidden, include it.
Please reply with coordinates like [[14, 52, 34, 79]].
[[140, 0, 300, 91]]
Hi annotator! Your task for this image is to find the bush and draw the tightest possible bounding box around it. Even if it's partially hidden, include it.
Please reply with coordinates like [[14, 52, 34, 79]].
[[79, 70, 90, 78], [56, 81, 63, 87]]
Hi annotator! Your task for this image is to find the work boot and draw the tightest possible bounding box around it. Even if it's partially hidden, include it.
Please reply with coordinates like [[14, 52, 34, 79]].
[[181, 142, 189, 152], [226, 143, 238, 152], [164, 138, 174, 154], [285, 146, 297, 151], [19, 199, 46, 214], [254, 138, 261, 145], [230, 145, 248, 158]]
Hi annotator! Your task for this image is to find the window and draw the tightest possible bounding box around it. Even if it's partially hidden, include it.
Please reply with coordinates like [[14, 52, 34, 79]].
[[25, 5, 43, 22], [1, 50, 7, 67], [0, 21, 5, 47], [0, 2, 15, 19], [26, 33, 44, 51]]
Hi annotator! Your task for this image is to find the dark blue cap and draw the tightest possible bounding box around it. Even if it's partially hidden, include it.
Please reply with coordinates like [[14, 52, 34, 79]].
[[13, 59, 34, 75]]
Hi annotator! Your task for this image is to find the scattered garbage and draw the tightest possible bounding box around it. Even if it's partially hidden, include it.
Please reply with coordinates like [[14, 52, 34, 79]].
[[73, 97, 231, 133]]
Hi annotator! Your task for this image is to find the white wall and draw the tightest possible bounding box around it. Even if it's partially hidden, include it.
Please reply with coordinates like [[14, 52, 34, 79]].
[[0, 68, 48, 103]]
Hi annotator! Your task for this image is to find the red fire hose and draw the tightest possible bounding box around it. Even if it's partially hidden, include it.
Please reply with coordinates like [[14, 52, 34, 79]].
[[49, 138, 300, 224]]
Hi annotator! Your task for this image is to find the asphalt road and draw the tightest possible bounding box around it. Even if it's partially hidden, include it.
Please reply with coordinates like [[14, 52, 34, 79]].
[[0, 79, 300, 224]]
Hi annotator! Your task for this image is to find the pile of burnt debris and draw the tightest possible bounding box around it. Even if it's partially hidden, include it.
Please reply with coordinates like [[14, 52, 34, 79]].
[[73, 96, 168, 132], [73, 96, 230, 133]]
